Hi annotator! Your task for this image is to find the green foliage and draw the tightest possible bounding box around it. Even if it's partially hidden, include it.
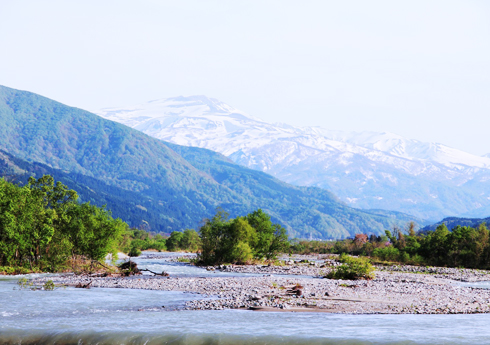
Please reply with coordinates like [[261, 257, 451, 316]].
[[292, 221, 490, 270], [166, 231, 184, 251], [0, 85, 418, 239], [181, 229, 201, 252], [64, 202, 127, 261], [0, 266, 32, 275], [198, 208, 290, 265], [43, 280, 55, 291], [326, 254, 375, 280], [246, 209, 289, 260], [17, 277, 34, 289], [419, 223, 490, 268], [121, 228, 200, 254], [128, 246, 142, 257], [372, 246, 401, 262], [176, 257, 191, 263], [0, 175, 127, 271]]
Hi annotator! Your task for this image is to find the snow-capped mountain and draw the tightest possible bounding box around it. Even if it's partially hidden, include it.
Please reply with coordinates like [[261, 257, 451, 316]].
[[96, 96, 490, 221]]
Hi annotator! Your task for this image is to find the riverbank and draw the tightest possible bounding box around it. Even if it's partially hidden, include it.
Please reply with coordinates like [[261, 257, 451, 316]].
[[31, 255, 490, 314]]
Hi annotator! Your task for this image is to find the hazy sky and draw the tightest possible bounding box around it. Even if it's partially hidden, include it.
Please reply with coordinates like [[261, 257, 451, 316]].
[[1, 0, 489, 155]]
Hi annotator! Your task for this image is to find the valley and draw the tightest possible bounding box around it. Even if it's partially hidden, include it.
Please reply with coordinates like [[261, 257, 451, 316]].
[[97, 95, 490, 221]]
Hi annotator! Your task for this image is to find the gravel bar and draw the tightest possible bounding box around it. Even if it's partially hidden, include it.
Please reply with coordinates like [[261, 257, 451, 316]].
[[31, 258, 490, 314]]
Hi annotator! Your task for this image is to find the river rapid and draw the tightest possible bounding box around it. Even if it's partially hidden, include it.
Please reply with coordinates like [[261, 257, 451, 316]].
[[1, 252, 489, 345]]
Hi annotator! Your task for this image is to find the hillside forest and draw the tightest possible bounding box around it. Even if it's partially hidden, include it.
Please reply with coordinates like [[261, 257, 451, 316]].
[[2, 175, 490, 274]]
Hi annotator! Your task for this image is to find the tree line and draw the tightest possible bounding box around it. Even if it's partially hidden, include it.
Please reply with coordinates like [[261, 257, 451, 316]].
[[291, 222, 490, 269], [0, 176, 126, 271], [121, 228, 201, 256], [5, 174, 490, 272], [0, 175, 289, 272]]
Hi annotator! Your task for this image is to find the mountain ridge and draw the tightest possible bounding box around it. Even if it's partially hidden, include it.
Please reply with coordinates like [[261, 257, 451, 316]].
[[0, 85, 421, 239], [96, 96, 490, 221]]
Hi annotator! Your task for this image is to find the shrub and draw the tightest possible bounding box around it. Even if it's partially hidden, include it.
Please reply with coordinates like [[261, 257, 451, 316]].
[[198, 209, 288, 265], [128, 246, 141, 257], [43, 280, 55, 291], [229, 241, 253, 264], [0, 266, 32, 275], [326, 254, 375, 280], [372, 246, 400, 262]]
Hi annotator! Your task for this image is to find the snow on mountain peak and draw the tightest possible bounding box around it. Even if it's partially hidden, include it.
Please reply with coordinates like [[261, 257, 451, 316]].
[[95, 96, 490, 220], [96, 95, 490, 169]]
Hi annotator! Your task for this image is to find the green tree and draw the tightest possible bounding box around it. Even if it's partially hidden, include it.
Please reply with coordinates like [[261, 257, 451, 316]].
[[64, 202, 127, 261], [0, 178, 56, 268], [181, 229, 200, 252], [198, 209, 290, 265], [246, 209, 289, 260], [420, 224, 450, 265], [166, 231, 184, 251], [0, 176, 129, 270]]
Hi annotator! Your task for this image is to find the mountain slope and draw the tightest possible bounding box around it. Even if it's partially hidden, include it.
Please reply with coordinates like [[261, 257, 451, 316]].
[[96, 96, 490, 221], [0, 85, 419, 238], [0, 149, 176, 232], [421, 216, 490, 232]]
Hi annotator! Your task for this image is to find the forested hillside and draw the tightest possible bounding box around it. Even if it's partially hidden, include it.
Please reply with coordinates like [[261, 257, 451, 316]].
[[0, 150, 176, 232], [0, 85, 421, 238], [422, 216, 490, 233]]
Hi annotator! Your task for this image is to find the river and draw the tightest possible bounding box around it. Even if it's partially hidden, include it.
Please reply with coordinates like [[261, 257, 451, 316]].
[[1, 252, 489, 344]]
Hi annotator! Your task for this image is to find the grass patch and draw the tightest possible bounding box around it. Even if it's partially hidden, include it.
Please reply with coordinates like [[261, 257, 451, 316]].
[[0, 266, 38, 275]]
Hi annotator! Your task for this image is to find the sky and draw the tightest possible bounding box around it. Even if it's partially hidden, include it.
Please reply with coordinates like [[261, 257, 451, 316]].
[[1, 0, 490, 155]]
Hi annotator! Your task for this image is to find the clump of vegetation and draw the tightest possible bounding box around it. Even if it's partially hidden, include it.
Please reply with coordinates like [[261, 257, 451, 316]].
[[128, 246, 142, 257], [43, 280, 55, 291], [17, 277, 34, 289], [291, 220, 490, 270], [121, 228, 201, 256], [176, 257, 191, 263], [17, 278, 58, 290], [0, 266, 36, 275], [198, 209, 289, 265], [326, 253, 375, 280], [0, 175, 127, 273]]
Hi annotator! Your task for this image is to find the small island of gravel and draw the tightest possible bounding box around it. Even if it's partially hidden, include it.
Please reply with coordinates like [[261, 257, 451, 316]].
[[33, 254, 490, 315]]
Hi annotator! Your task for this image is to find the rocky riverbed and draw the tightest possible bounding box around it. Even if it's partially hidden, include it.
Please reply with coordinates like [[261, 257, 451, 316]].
[[31, 256, 490, 315]]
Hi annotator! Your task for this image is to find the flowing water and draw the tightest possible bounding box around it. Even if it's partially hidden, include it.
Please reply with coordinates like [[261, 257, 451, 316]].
[[1, 253, 489, 344]]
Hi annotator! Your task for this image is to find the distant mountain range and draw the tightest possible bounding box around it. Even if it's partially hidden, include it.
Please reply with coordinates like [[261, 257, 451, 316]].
[[422, 216, 490, 232], [0, 85, 420, 239], [96, 96, 490, 221]]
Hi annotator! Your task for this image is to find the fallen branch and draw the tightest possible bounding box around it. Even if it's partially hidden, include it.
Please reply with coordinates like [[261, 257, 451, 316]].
[[140, 268, 169, 276], [92, 260, 111, 270], [75, 281, 92, 289]]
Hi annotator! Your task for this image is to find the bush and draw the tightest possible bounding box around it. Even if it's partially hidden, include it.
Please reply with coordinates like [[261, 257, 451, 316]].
[[128, 246, 141, 257], [0, 266, 33, 275], [229, 241, 253, 264], [326, 254, 375, 280], [198, 209, 289, 265], [372, 246, 400, 262]]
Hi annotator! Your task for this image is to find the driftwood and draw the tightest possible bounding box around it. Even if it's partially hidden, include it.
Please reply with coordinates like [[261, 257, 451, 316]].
[[139, 268, 169, 276], [118, 261, 169, 276], [118, 260, 141, 276], [286, 284, 303, 296], [75, 281, 92, 289], [92, 260, 111, 270]]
